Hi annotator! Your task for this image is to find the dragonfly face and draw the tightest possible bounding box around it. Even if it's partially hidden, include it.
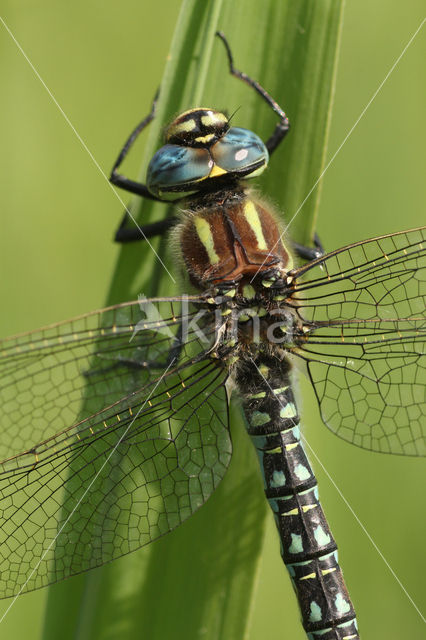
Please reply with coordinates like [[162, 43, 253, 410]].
[[146, 108, 269, 199], [0, 30, 425, 640]]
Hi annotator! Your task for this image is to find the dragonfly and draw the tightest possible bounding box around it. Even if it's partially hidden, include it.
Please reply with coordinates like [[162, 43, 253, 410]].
[[0, 31, 424, 640]]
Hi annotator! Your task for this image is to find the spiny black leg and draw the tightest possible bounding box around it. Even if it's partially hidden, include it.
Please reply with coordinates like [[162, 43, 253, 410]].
[[216, 31, 290, 155], [109, 90, 167, 201], [84, 356, 165, 379], [165, 321, 184, 367], [292, 233, 325, 262], [313, 232, 325, 255], [84, 334, 183, 378], [83, 357, 151, 378], [115, 212, 178, 243]]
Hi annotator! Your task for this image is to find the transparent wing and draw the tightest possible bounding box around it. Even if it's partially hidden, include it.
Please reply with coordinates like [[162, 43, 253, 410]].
[[0, 297, 213, 457], [0, 297, 231, 598], [290, 228, 425, 456]]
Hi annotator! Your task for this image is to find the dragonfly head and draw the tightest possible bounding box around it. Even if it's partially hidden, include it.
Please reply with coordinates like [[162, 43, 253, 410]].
[[146, 108, 269, 199]]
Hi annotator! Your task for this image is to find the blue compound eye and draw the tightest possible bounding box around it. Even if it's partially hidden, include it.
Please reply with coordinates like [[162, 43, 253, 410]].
[[147, 144, 212, 197], [211, 127, 269, 176]]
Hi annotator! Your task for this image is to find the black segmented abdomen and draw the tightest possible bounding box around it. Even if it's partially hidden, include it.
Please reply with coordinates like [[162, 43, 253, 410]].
[[235, 353, 360, 640]]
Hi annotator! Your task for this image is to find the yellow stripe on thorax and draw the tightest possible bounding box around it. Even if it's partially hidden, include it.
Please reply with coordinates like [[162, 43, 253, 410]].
[[244, 200, 267, 250], [194, 217, 220, 264]]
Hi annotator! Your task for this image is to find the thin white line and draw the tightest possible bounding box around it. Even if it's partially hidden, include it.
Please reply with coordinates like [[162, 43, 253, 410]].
[[303, 439, 426, 623], [283, 16, 426, 235], [0, 357, 176, 623], [251, 17, 426, 282], [0, 15, 176, 284], [249, 356, 425, 622]]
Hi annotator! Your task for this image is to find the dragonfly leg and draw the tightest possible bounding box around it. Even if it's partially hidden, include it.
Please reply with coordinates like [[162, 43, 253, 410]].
[[292, 233, 325, 261], [83, 355, 169, 379], [83, 357, 153, 378], [114, 214, 178, 243], [83, 324, 184, 378], [216, 32, 290, 155], [110, 90, 179, 242], [109, 90, 165, 200]]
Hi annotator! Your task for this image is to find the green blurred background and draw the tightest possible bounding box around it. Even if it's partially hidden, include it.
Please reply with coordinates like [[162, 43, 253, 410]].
[[0, 1, 424, 639]]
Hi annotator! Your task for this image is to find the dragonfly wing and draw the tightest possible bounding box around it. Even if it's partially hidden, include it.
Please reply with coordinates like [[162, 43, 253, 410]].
[[290, 228, 425, 456], [292, 227, 425, 321], [0, 298, 214, 457], [0, 298, 231, 597]]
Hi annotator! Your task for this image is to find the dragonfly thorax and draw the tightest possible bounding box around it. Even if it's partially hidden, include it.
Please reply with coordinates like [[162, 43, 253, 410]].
[[175, 190, 294, 297]]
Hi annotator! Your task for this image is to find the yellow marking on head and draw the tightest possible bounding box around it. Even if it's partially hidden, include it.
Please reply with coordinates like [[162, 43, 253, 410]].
[[195, 134, 215, 144], [243, 201, 268, 250], [194, 216, 220, 264], [201, 112, 227, 126], [209, 164, 227, 178], [169, 119, 196, 135], [248, 164, 267, 178]]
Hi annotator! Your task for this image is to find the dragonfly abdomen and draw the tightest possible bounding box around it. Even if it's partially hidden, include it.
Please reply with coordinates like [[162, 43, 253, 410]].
[[236, 354, 359, 640]]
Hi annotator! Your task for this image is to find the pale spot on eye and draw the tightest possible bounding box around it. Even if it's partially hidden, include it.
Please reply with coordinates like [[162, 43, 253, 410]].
[[235, 148, 248, 162]]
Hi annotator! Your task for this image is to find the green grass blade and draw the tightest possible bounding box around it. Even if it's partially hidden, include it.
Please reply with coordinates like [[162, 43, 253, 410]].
[[42, 1, 344, 639]]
